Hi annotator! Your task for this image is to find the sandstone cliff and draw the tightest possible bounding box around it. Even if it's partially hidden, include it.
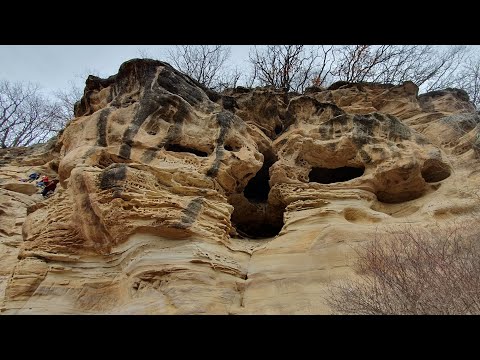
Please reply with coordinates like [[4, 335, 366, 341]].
[[1, 59, 479, 314]]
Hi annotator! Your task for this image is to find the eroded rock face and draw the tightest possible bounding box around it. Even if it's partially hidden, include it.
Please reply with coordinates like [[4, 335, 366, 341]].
[[1, 59, 479, 314]]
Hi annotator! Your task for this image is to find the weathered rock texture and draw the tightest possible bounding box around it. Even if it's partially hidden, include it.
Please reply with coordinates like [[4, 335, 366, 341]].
[[1, 60, 480, 314]]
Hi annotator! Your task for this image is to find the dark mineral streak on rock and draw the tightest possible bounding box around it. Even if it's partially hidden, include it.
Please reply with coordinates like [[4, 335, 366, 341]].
[[99, 163, 127, 191], [176, 198, 204, 229], [96, 108, 112, 147], [206, 111, 235, 177]]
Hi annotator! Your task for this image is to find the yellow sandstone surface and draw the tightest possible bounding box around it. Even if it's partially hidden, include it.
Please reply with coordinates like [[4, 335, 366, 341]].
[[1, 59, 479, 314]]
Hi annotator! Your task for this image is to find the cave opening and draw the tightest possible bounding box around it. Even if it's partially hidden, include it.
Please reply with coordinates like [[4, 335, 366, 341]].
[[309, 166, 365, 184], [421, 159, 451, 183], [164, 143, 208, 157], [274, 124, 283, 135], [233, 210, 284, 239], [243, 158, 275, 202], [230, 154, 284, 239]]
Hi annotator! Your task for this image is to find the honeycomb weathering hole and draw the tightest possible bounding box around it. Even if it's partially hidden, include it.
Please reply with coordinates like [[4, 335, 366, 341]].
[[421, 159, 451, 183], [308, 166, 365, 184], [164, 143, 209, 157]]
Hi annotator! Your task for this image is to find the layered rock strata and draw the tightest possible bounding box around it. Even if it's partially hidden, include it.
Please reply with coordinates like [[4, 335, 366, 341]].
[[1, 59, 479, 314]]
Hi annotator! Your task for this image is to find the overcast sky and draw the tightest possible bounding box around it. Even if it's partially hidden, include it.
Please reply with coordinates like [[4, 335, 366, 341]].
[[1, 45, 479, 100], [0, 45, 252, 98]]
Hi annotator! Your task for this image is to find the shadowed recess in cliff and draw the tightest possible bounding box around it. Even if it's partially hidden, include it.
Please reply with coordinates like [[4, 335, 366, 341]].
[[244, 157, 275, 202], [421, 159, 451, 183], [229, 154, 284, 239], [164, 143, 209, 157], [232, 204, 284, 239], [309, 166, 365, 184]]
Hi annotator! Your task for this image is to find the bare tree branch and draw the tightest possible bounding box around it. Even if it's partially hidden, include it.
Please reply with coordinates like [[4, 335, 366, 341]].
[[0, 80, 63, 148], [331, 45, 469, 90], [166, 45, 231, 89], [52, 80, 83, 123], [247, 45, 333, 92]]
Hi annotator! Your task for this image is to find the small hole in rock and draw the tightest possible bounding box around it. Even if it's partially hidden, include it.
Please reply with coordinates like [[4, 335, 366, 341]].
[[164, 143, 208, 157], [421, 159, 451, 183], [274, 125, 283, 135], [309, 166, 365, 184]]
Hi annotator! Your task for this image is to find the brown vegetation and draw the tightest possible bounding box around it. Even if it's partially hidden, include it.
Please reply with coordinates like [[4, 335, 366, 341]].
[[326, 221, 480, 314]]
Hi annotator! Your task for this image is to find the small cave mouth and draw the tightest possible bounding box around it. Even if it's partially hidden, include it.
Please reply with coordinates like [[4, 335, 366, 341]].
[[243, 157, 275, 202], [233, 213, 284, 239], [230, 155, 284, 239], [274, 124, 283, 135], [421, 159, 451, 183], [230, 196, 285, 239], [376, 190, 424, 204], [224, 143, 241, 152], [164, 143, 209, 157], [309, 166, 365, 184]]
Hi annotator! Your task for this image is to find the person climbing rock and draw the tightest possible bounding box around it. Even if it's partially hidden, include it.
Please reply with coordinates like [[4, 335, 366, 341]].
[[19, 172, 40, 182], [28, 172, 40, 182], [37, 175, 50, 187], [41, 179, 59, 198]]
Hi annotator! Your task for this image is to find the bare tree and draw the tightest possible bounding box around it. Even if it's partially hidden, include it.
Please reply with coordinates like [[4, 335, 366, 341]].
[[421, 46, 468, 91], [52, 79, 83, 122], [137, 48, 153, 59], [326, 222, 480, 315], [331, 45, 468, 90], [0, 80, 62, 148], [52, 68, 102, 123], [453, 56, 480, 107], [248, 45, 334, 92], [332, 45, 394, 83], [167, 45, 231, 89], [371, 45, 435, 84], [311, 45, 336, 87], [214, 66, 242, 92]]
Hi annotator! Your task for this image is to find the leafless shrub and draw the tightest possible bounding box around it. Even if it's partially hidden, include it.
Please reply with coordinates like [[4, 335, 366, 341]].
[[326, 222, 480, 314]]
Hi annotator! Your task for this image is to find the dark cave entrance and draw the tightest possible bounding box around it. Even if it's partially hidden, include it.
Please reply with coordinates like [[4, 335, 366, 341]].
[[233, 210, 284, 239], [230, 155, 284, 239], [274, 124, 283, 136], [309, 166, 365, 184], [243, 157, 275, 202], [421, 159, 451, 183]]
